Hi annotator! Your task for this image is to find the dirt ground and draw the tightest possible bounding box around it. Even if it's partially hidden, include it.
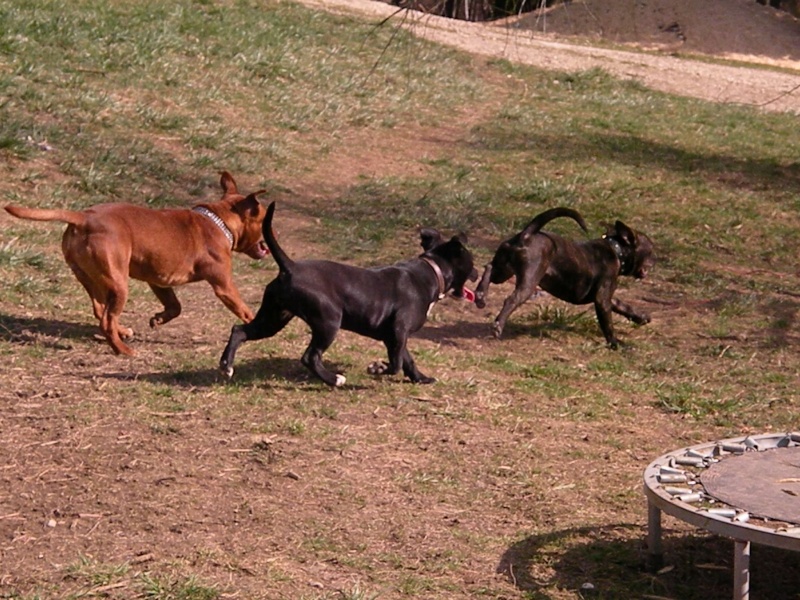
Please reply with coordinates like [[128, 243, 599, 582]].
[[1, 2, 799, 599]]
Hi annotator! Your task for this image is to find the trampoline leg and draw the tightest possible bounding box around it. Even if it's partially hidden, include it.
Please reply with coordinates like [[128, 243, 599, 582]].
[[647, 501, 663, 571], [733, 539, 750, 600]]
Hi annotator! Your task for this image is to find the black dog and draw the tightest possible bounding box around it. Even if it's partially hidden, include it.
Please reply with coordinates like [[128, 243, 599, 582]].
[[474, 207, 654, 348], [220, 202, 477, 386]]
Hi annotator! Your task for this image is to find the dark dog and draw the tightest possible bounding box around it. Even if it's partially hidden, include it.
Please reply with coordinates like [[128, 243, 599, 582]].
[[4, 172, 269, 355], [220, 202, 477, 386], [474, 207, 654, 348]]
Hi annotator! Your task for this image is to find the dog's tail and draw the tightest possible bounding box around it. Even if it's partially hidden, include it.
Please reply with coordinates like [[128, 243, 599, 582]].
[[520, 207, 588, 241], [263, 201, 294, 274], [4, 205, 87, 226]]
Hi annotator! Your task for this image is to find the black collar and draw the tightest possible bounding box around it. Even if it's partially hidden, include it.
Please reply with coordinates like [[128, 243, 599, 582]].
[[604, 236, 633, 276]]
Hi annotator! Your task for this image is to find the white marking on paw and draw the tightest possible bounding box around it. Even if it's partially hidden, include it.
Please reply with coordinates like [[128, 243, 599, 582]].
[[335, 374, 346, 387], [225, 367, 234, 379]]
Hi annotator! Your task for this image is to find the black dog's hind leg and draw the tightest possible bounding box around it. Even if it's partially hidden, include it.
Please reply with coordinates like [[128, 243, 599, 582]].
[[220, 285, 293, 378], [493, 266, 546, 339], [612, 298, 651, 325]]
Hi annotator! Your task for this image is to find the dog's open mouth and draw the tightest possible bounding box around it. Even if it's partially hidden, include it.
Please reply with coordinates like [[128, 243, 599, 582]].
[[248, 240, 270, 259]]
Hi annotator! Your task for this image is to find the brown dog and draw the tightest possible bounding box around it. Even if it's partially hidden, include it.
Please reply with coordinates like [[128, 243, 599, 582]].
[[4, 172, 269, 355]]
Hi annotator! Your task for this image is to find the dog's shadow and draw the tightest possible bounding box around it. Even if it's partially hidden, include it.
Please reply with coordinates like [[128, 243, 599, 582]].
[[0, 313, 98, 349], [128, 356, 373, 391], [498, 525, 800, 599], [416, 315, 596, 344], [415, 320, 490, 343]]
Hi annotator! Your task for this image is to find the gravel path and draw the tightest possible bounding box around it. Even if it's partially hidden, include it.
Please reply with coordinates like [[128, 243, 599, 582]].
[[299, 0, 800, 114]]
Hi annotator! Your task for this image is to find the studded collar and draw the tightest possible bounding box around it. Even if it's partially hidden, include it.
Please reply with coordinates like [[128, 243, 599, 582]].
[[193, 206, 234, 249], [604, 236, 632, 276]]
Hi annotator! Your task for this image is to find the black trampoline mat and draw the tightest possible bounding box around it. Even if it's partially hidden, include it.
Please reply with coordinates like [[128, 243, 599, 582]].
[[701, 446, 800, 525]]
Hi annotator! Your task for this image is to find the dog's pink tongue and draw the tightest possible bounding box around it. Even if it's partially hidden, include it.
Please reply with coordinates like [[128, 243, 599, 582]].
[[462, 288, 475, 302]]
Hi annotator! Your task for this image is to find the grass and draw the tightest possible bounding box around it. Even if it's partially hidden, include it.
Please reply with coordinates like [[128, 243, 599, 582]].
[[1, 1, 799, 599]]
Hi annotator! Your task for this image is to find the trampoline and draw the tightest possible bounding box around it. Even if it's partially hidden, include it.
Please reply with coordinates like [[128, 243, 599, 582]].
[[643, 432, 800, 600]]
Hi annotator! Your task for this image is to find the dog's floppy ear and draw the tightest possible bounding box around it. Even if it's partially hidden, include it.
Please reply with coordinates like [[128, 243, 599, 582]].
[[420, 227, 444, 251], [614, 220, 637, 246]]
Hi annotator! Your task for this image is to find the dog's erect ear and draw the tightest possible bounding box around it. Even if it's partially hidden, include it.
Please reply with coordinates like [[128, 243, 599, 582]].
[[220, 171, 238, 195], [615, 221, 637, 246], [452, 232, 469, 246], [420, 227, 444, 251]]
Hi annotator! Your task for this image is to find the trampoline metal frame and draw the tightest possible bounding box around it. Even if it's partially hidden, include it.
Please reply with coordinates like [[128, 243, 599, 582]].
[[643, 432, 800, 600]]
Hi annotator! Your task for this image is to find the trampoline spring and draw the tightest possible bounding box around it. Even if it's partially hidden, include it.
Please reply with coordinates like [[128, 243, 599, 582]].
[[721, 442, 746, 454], [742, 437, 759, 450], [673, 456, 705, 466], [734, 512, 750, 523], [664, 486, 694, 496], [677, 493, 703, 503], [707, 508, 737, 518], [778, 526, 800, 534], [659, 466, 685, 475], [658, 474, 688, 483], [685, 449, 710, 459]]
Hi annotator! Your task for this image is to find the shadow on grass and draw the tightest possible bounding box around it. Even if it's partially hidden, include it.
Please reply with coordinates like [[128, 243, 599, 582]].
[[0, 313, 97, 348], [498, 525, 800, 600], [128, 356, 372, 391], [416, 315, 605, 344], [415, 320, 493, 343], [472, 131, 800, 196]]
